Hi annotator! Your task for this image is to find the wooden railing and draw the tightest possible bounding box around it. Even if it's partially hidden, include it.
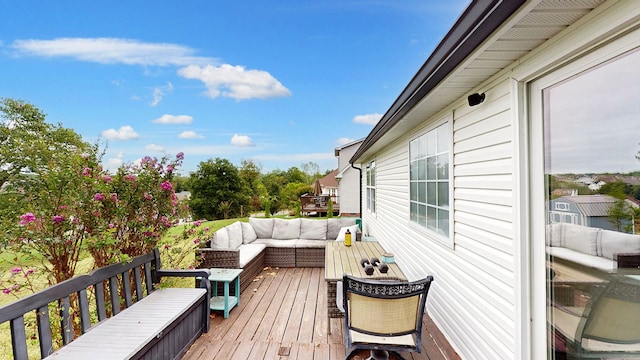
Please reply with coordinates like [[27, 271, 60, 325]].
[[0, 248, 211, 360]]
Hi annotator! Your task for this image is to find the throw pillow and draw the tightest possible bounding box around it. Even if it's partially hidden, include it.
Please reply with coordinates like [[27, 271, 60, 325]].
[[226, 221, 243, 249], [249, 217, 275, 239], [272, 218, 301, 240], [241, 221, 258, 244], [211, 228, 230, 249]]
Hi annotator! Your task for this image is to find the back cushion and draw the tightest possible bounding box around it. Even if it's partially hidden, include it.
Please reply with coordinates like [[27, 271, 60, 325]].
[[327, 218, 357, 239], [211, 227, 230, 249], [563, 223, 599, 256], [600, 230, 640, 260], [300, 219, 327, 240], [546, 223, 564, 247], [272, 218, 301, 240], [249, 217, 275, 239], [226, 221, 243, 249], [241, 221, 258, 244]]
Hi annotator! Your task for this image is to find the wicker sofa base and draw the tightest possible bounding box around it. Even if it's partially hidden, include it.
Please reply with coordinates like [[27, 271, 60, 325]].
[[265, 247, 297, 268], [295, 248, 325, 267]]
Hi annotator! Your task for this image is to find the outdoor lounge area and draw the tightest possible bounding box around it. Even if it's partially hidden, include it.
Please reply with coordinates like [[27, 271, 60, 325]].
[[182, 266, 459, 360]]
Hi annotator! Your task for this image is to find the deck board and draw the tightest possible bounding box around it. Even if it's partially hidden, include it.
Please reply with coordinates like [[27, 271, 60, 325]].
[[182, 267, 459, 360]]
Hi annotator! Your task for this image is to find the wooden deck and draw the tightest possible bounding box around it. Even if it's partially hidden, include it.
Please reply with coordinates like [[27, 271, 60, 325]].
[[182, 267, 459, 360]]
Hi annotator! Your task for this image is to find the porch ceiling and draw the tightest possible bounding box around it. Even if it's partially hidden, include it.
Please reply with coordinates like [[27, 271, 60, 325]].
[[354, 0, 606, 161]]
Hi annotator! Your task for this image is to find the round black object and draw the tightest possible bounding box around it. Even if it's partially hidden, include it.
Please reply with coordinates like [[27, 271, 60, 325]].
[[370, 257, 380, 266], [378, 262, 389, 273], [360, 258, 370, 267], [364, 264, 375, 275]]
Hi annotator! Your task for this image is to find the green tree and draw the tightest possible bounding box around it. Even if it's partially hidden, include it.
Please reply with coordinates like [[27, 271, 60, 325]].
[[608, 199, 632, 233], [189, 158, 247, 220], [239, 159, 265, 212]]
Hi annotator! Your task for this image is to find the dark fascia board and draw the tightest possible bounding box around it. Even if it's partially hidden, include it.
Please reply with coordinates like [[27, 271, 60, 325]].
[[350, 0, 526, 164]]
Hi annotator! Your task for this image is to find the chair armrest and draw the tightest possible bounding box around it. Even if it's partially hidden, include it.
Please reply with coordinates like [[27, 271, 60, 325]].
[[198, 248, 241, 268]]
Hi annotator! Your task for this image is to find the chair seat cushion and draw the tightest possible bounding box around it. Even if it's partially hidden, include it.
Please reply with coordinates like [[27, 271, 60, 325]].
[[252, 238, 298, 248], [350, 330, 416, 347], [295, 239, 328, 248]]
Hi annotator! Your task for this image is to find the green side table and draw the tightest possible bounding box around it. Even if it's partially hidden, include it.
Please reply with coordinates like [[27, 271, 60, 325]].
[[208, 268, 243, 318]]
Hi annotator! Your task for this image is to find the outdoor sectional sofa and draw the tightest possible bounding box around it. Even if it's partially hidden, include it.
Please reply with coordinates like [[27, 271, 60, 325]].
[[198, 217, 360, 291], [546, 222, 640, 272]]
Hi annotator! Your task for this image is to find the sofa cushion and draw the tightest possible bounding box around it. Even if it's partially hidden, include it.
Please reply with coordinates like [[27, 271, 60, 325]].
[[252, 238, 298, 248], [226, 221, 243, 249], [300, 219, 327, 240], [211, 228, 229, 249], [335, 225, 359, 241], [249, 217, 275, 239], [600, 230, 640, 260], [238, 243, 266, 268], [547, 246, 616, 272], [563, 223, 599, 256], [327, 218, 357, 240], [546, 223, 564, 247], [241, 221, 258, 244], [272, 218, 301, 240]]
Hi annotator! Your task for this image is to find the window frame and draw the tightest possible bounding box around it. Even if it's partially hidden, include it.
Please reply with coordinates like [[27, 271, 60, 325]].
[[408, 116, 453, 246], [365, 160, 376, 214]]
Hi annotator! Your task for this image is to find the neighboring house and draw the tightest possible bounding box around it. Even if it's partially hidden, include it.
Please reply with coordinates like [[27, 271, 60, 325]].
[[335, 139, 364, 217], [549, 194, 621, 231], [349, 1, 640, 359], [318, 169, 339, 197]]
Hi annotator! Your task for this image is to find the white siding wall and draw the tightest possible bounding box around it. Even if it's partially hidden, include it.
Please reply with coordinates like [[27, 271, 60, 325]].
[[337, 143, 362, 215], [361, 78, 516, 359]]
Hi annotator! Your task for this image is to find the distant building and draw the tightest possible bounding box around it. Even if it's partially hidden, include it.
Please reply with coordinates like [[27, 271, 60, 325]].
[[334, 139, 363, 217], [549, 194, 626, 231]]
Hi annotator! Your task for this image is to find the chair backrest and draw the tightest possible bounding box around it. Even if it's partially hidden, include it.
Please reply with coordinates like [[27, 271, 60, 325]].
[[342, 274, 434, 337]]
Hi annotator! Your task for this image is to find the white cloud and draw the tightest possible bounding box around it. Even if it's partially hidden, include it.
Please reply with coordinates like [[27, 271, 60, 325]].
[[336, 137, 354, 146], [253, 152, 335, 161], [104, 151, 125, 173], [150, 82, 173, 107], [145, 144, 165, 152], [178, 64, 291, 100], [230, 134, 254, 147], [178, 130, 205, 139], [11, 38, 216, 66], [353, 113, 382, 125], [152, 114, 193, 124], [101, 125, 139, 141]]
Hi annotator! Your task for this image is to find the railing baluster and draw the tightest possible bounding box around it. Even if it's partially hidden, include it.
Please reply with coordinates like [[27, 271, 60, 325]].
[[145, 262, 153, 294], [10, 316, 28, 360], [95, 281, 107, 321], [59, 296, 73, 345], [134, 267, 144, 300], [123, 269, 133, 307], [37, 305, 53, 357], [109, 276, 120, 315], [78, 289, 92, 333]]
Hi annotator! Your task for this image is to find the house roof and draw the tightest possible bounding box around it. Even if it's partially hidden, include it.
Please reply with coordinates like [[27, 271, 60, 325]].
[[334, 138, 364, 157], [319, 169, 339, 188], [351, 0, 606, 164], [556, 194, 617, 217]]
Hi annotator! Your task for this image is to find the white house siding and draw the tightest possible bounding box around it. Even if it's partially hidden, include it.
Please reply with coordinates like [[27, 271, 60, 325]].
[[360, 77, 517, 359], [336, 141, 363, 216]]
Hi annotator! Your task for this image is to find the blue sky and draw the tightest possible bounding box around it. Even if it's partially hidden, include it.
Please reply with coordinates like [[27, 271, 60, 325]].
[[0, 1, 468, 174]]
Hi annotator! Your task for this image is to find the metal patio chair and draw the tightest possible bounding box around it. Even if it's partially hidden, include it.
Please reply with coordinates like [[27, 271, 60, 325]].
[[339, 274, 434, 360]]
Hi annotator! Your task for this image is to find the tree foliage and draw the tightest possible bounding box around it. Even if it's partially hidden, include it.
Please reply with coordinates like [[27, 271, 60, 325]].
[[189, 158, 248, 220]]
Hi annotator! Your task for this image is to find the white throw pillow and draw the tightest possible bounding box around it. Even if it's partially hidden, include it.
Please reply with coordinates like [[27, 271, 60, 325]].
[[211, 228, 230, 249], [241, 221, 258, 244], [335, 225, 359, 242], [226, 221, 243, 249], [249, 217, 275, 239]]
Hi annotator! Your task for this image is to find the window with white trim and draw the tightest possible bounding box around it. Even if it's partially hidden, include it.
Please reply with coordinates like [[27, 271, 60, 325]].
[[409, 122, 450, 237], [366, 160, 376, 213]]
